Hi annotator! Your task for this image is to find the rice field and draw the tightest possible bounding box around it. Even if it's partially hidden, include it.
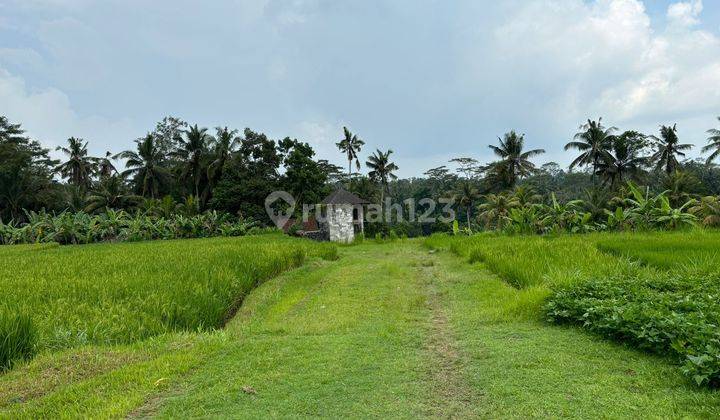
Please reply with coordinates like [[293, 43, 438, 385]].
[[0, 234, 336, 369], [597, 230, 720, 272]]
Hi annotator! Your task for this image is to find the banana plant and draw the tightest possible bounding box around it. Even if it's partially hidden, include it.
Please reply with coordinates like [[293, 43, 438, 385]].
[[605, 207, 632, 231], [652, 195, 697, 229]]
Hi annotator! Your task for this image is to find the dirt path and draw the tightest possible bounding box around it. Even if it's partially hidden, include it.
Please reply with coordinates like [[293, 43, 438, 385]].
[[127, 242, 482, 418], [417, 257, 478, 418]]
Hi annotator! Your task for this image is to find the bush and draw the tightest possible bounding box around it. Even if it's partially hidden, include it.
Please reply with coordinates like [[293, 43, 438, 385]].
[[546, 274, 720, 387], [0, 308, 36, 370], [0, 210, 258, 245]]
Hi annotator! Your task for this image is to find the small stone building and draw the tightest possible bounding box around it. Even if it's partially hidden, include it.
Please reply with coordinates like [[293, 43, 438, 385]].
[[320, 188, 368, 243]]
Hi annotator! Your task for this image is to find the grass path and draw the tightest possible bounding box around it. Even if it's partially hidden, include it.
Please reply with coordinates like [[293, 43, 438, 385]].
[[2, 241, 719, 417], [136, 241, 720, 418]]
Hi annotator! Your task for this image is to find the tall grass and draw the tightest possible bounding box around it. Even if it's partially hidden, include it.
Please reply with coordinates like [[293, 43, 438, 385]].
[[0, 234, 336, 367], [425, 233, 647, 288], [427, 231, 720, 387], [597, 229, 720, 273], [0, 308, 35, 371]]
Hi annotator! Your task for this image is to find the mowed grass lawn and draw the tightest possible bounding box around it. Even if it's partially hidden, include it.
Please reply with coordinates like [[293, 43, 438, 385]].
[[2, 239, 718, 418]]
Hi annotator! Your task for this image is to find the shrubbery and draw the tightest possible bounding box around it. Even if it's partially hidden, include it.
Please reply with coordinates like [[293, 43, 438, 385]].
[[546, 274, 720, 387], [0, 209, 262, 245]]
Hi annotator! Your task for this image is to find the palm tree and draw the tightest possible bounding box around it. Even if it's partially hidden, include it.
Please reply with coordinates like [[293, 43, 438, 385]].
[[84, 175, 141, 213], [486, 131, 545, 189], [702, 117, 720, 164], [510, 185, 542, 206], [55, 137, 96, 191], [596, 132, 648, 186], [336, 127, 364, 175], [96, 151, 117, 179], [115, 134, 167, 199], [366, 149, 399, 214], [478, 192, 517, 230], [650, 124, 692, 174], [208, 127, 240, 188], [454, 181, 480, 231], [565, 118, 616, 177], [173, 124, 211, 198]]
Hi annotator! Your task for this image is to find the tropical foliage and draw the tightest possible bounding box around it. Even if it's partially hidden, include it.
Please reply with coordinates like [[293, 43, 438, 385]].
[[4, 113, 720, 238], [0, 209, 259, 245]]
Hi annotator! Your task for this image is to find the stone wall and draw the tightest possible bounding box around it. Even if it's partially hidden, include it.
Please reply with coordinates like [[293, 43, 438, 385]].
[[327, 204, 355, 243]]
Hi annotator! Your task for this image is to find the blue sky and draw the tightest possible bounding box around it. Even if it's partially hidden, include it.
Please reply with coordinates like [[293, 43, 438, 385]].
[[1, 0, 719, 177]]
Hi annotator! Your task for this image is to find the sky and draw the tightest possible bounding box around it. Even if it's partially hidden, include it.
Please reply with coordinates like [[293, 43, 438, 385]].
[[1, 0, 719, 178]]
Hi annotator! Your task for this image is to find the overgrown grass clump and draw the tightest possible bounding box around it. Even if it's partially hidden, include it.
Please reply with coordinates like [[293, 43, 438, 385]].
[[426, 231, 720, 387], [0, 308, 35, 371], [0, 234, 336, 368]]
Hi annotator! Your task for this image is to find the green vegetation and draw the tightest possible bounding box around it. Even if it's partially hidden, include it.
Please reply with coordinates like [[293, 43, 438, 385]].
[[596, 230, 720, 270], [2, 241, 718, 417], [548, 272, 720, 387], [0, 309, 34, 371], [6, 112, 720, 239], [426, 230, 720, 387], [0, 209, 259, 245], [0, 234, 336, 369]]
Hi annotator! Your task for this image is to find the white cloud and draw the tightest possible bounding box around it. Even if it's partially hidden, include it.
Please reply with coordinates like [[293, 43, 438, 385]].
[[2, 0, 719, 174], [0, 67, 137, 156], [469, 0, 720, 155], [667, 0, 703, 27], [295, 120, 343, 163]]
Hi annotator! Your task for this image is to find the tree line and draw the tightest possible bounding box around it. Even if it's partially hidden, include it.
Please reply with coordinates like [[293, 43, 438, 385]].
[[2, 113, 720, 234]]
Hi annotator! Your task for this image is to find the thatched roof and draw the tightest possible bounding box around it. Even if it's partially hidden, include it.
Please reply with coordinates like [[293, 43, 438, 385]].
[[321, 188, 369, 205]]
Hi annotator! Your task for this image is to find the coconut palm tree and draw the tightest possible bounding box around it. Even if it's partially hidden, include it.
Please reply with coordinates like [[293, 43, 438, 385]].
[[510, 185, 542, 206], [455, 181, 480, 231], [650, 124, 692, 174], [96, 151, 117, 179], [596, 131, 648, 186], [84, 175, 141, 213], [486, 131, 545, 189], [478, 192, 517, 230], [173, 124, 211, 198], [702, 117, 720, 164], [55, 137, 96, 191], [336, 127, 364, 175], [115, 134, 167, 199], [565, 118, 616, 177], [208, 127, 240, 188], [366, 149, 399, 211]]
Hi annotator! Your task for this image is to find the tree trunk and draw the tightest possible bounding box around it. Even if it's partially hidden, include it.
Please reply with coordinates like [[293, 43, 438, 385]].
[[466, 207, 471, 232], [380, 187, 385, 222]]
